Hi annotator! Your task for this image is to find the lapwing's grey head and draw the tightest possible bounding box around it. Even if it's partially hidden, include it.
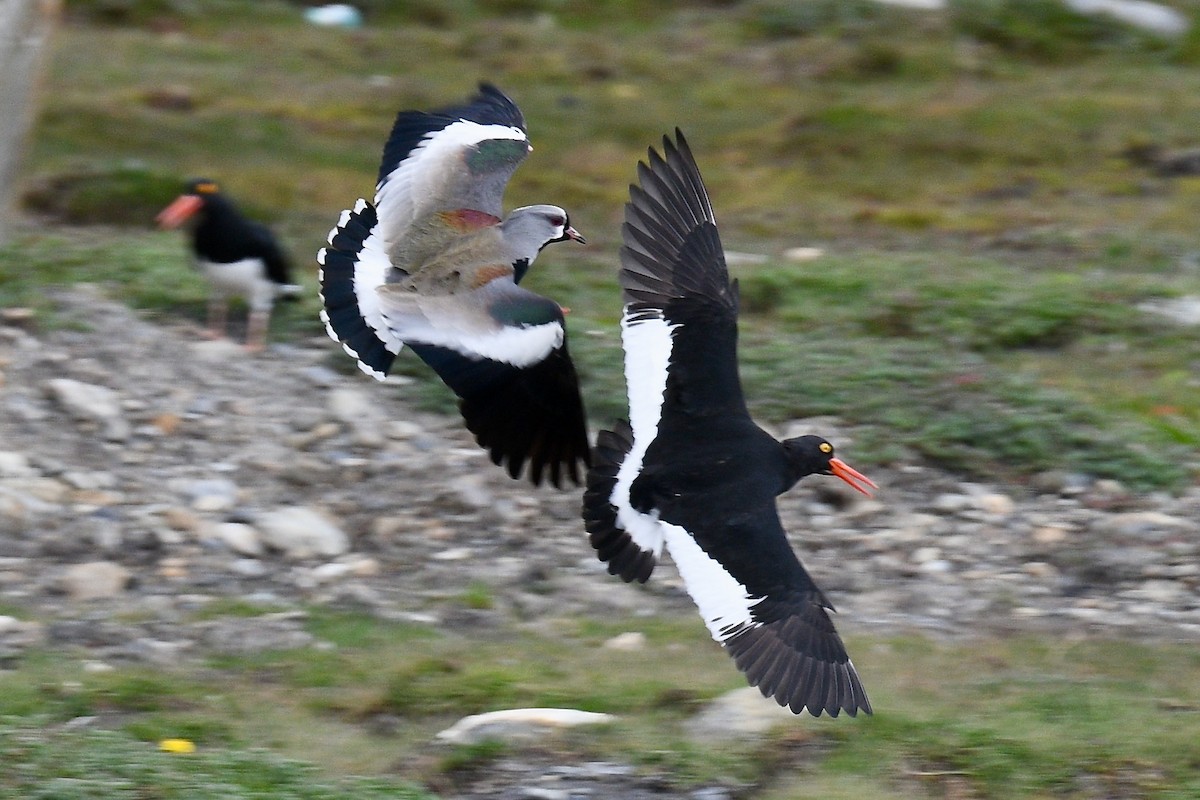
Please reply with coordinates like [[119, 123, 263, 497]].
[[783, 435, 877, 496], [507, 204, 586, 252]]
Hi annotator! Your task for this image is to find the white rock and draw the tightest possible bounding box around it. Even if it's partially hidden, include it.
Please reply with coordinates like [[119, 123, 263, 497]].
[[0, 451, 34, 478], [912, 546, 942, 564], [872, 0, 945, 9], [327, 386, 378, 425], [603, 632, 647, 652], [975, 492, 1014, 516], [0, 615, 43, 646], [190, 339, 244, 362], [43, 378, 129, 440], [432, 547, 474, 561], [60, 561, 131, 601], [1138, 296, 1200, 326], [257, 506, 349, 559], [212, 522, 263, 556], [1127, 579, 1187, 604], [180, 478, 239, 512], [686, 687, 798, 742], [311, 561, 352, 582], [932, 493, 972, 513], [1093, 478, 1128, 495], [1065, 0, 1188, 36], [386, 420, 423, 440], [304, 3, 363, 28], [1032, 525, 1070, 545], [449, 474, 494, 509], [782, 246, 825, 261], [44, 378, 119, 420], [918, 559, 953, 574], [345, 556, 381, 577], [436, 708, 616, 745]]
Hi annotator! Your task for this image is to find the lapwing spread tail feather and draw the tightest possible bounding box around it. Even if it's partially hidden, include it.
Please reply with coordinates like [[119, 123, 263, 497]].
[[318, 199, 404, 380]]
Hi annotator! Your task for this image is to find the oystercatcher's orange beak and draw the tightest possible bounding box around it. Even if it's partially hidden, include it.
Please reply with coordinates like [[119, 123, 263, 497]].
[[829, 457, 878, 496], [156, 194, 204, 229]]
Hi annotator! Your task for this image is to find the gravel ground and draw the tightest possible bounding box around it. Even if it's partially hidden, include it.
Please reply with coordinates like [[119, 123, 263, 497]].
[[0, 285, 1196, 797]]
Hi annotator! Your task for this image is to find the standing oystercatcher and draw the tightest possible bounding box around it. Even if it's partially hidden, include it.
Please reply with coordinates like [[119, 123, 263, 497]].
[[583, 131, 877, 717], [318, 83, 590, 488], [157, 179, 302, 351]]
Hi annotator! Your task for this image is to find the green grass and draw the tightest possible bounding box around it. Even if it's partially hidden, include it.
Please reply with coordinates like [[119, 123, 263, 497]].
[[0, 720, 433, 800], [1, 611, 1198, 797]]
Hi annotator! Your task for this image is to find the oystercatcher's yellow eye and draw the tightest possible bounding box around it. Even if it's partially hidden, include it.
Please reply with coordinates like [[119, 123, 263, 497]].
[[196, 182, 219, 194], [819, 442, 833, 454]]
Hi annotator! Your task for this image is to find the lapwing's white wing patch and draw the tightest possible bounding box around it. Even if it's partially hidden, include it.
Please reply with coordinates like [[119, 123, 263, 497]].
[[661, 522, 763, 642], [374, 119, 528, 247], [317, 199, 404, 380], [608, 307, 678, 561], [376, 284, 563, 369]]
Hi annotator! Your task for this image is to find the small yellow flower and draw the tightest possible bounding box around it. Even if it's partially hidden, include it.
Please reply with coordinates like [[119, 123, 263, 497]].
[[159, 738, 196, 754]]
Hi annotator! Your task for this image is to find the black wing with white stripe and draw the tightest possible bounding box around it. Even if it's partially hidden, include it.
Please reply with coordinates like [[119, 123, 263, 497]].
[[669, 502, 869, 717]]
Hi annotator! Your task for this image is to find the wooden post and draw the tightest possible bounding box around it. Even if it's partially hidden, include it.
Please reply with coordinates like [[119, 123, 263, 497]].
[[0, 0, 58, 244]]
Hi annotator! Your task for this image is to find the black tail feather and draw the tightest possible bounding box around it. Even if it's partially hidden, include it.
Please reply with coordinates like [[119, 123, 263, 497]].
[[582, 420, 656, 583]]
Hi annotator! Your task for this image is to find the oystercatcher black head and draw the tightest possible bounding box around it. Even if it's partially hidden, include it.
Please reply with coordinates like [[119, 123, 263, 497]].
[[783, 435, 877, 494], [157, 178, 301, 351], [582, 130, 877, 717], [317, 83, 589, 488]]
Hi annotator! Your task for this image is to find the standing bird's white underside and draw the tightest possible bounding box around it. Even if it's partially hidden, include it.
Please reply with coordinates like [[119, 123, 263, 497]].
[[662, 522, 765, 642], [609, 309, 678, 561], [197, 257, 280, 312], [374, 119, 528, 244]]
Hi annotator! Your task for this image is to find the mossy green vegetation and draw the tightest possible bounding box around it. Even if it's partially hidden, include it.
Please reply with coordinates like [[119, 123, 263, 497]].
[[0, 612, 1197, 797], [0, 720, 433, 800]]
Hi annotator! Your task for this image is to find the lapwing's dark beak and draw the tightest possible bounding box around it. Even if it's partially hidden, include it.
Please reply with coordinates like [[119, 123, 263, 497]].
[[829, 458, 878, 496], [564, 225, 586, 245]]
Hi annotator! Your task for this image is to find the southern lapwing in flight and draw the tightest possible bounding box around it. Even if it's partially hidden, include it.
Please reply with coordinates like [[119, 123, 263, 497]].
[[318, 83, 590, 488], [582, 130, 878, 717], [157, 178, 302, 351]]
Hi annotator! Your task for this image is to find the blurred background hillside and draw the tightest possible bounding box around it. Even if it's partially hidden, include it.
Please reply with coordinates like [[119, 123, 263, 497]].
[[5, 0, 1200, 489]]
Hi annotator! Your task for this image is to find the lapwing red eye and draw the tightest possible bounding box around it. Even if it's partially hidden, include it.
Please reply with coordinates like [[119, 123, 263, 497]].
[[550, 215, 565, 227]]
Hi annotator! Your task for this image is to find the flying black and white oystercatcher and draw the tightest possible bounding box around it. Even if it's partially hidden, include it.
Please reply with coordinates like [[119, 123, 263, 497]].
[[318, 83, 590, 488], [157, 178, 302, 351], [582, 130, 878, 717]]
